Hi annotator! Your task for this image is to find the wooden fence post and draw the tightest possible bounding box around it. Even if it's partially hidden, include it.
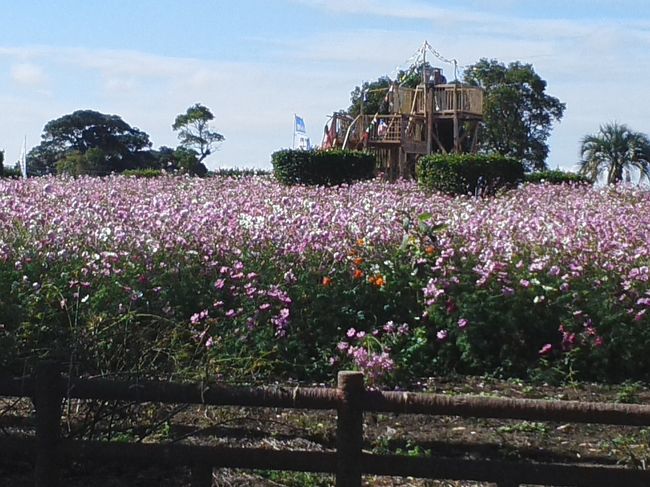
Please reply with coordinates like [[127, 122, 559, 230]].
[[336, 371, 364, 487], [33, 361, 63, 487]]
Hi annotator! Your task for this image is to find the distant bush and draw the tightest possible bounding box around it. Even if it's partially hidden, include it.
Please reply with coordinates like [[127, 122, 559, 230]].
[[272, 149, 376, 186], [1, 167, 22, 179], [122, 168, 164, 178], [209, 167, 271, 178], [416, 154, 524, 196], [525, 170, 592, 185]]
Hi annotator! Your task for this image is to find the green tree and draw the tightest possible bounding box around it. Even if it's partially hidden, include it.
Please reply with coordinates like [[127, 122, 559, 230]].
[[0, 150, 4, 176], [56, 148, 108, 176], [578, 122, 650, 185], [463, 59, 565, 171], [28, 110, 151, 175], [347, 76, 393, 118], [173, 147, 208, 177], [172, 104, 224, 163]]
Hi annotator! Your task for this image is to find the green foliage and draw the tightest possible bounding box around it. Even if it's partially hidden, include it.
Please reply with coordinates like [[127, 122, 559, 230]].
[[122, 168, 165, 178], [579, 122, 650, 185], [173, 103, 224, 163], [416, 153, 524, 195], [272, 149, 376, 186], [209, 167, 271, 178], [28, 110, 152, 175], [615, 382, 643, 404], [0, 151, 21, 179], [463, 59, 565, 172], [525, 170, 592, 185], [1, 167, 22, 179], [347, 76, 392, 117], [56, 148, 108, 176], [173, 147, 208, 177]]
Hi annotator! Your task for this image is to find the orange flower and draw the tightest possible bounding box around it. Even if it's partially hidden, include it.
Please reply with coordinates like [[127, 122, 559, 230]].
[[425, 246, 435, 255], [353, 269, 364, 280], [353, 257, 364, 266], [374, 275, 385, 288], [368, 276, 376, 285], [356, 238, 366, 247], [322, 276, 333, 287]]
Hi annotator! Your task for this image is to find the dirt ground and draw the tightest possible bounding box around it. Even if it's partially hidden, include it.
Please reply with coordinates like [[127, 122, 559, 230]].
[[1, 376, 649, 486]]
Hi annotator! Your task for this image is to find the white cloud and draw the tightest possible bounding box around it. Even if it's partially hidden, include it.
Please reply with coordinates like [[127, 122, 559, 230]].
[[10, 62, 47, 87]]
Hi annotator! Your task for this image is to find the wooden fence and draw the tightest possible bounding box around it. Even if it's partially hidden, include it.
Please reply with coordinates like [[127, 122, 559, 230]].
[[2, 363, 650, 486]]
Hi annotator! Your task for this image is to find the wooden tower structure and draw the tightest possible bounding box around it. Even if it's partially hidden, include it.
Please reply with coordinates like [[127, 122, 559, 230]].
[[321, 42, 484, 179]]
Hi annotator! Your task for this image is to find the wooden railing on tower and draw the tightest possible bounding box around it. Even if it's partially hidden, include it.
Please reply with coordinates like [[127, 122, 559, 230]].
[[341, 115, 428, 147], [433, 84, 483, 118]]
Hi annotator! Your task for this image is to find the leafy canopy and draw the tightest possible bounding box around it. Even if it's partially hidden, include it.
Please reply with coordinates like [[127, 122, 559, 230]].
[[28, 110, 151, 175], [579, 122, 650, 185], [463, 59, 565, 172], [172, 104, 224, 163]]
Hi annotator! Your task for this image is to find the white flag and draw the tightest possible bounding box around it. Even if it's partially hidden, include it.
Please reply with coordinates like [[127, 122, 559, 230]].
[[19, 136, 27, 179], [296, 135, 310, 150]]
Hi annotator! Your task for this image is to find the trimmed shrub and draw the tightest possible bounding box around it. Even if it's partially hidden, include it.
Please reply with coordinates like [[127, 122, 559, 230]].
[[417, 153, 524, 196], [272, 149, 376, 186], [525, 170, 592, 185]]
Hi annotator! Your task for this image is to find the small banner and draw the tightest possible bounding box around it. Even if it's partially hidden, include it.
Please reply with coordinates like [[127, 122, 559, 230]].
[[294, 115, 306, 134]]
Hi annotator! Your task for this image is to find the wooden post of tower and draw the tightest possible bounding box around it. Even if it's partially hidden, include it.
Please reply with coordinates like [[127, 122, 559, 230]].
[[422, 42, 432, 155], [453, 84, 460, 153]]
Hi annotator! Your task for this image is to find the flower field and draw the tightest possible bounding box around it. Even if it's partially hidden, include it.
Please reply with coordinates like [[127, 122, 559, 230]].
[[0, 176, 648, 384]]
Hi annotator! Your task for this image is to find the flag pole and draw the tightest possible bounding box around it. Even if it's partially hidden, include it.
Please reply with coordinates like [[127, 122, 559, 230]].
[[20, 135, 27, 179]]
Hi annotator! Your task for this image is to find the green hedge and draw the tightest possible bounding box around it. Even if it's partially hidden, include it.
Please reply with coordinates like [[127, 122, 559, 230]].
[[272, 149, 376, 186], [525, 170, 592, 185], [416, 154, 524, 195]]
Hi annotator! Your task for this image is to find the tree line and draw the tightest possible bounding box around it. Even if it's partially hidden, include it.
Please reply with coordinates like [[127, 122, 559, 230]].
[[2, 57, 649, 184], [3, 104, 224, 177]]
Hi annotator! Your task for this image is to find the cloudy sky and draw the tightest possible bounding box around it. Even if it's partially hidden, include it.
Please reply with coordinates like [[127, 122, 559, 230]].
[[0, 0, 648, 171]]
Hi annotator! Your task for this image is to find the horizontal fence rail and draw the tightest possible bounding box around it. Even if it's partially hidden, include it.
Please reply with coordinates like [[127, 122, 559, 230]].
[[1, 363, 650, 486], [4, 374, 650, 425]]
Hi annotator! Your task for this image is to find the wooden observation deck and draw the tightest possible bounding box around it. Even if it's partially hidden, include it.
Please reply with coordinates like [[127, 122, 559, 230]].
[[323, 81, 484, 179]]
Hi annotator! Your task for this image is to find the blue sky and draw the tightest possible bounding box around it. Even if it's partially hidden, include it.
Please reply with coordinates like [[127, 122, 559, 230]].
[[1, 0, 649, 170]]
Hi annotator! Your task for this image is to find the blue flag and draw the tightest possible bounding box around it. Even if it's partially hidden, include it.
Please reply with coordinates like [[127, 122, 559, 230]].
[[294, 115, 306, 134]]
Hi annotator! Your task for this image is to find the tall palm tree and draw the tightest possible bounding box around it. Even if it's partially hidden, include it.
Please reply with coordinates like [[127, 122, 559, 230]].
[[579, 122, 650, 185]]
